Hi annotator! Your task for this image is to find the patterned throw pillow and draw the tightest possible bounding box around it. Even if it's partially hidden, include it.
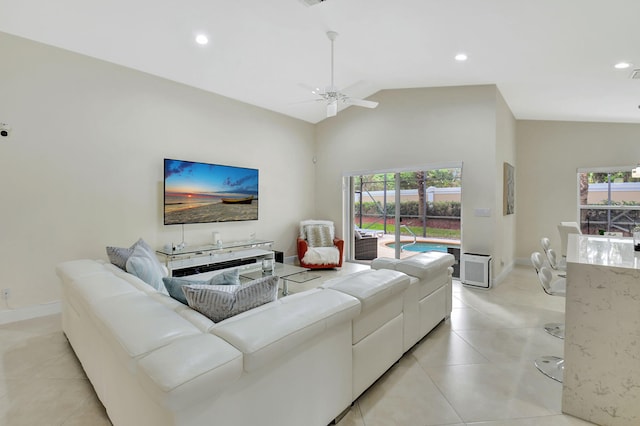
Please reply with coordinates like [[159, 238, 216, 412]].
[[305, 225, 333, 248], [162, 269, 241, 304], [182, 275, 279, 322]]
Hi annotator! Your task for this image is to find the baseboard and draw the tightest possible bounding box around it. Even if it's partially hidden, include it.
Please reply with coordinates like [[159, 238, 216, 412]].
[[0, 301, 61, 325]]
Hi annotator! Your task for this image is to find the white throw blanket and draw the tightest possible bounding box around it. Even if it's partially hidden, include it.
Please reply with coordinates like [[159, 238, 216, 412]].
[[302, 246, 340, 265]]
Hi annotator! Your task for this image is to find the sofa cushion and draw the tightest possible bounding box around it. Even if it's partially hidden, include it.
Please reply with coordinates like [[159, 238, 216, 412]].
[[163, 269, 240, 304], [136, 334, 243, 411], [370, 257, 401, 271], [183, 275, 278, 323], [67, 271, 141, 307], [322, 269, 409, 344], [91, 292, 201, 367], [392, 252, 455, 280], [212, 288, 360, 372], [56, 259, 110, 283], [321, 269, 409, 311]]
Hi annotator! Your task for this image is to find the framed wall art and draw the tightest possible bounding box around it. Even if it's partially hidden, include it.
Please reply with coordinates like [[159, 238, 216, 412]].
[[503, 162, 515, 215]]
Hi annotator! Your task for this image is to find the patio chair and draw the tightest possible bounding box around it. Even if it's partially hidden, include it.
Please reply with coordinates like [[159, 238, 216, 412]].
[[354, 229, 378, 260]]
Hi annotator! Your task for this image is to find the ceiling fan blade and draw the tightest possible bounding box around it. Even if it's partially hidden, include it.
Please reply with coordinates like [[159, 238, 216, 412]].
[[298, 83, 324, 96], [346, 98, 379, 109], [327, 101, 338, 117], [288, 98, 324, 106]]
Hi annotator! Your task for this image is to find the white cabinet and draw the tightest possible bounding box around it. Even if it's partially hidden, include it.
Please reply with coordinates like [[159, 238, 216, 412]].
[[156, 240, 274, 277]]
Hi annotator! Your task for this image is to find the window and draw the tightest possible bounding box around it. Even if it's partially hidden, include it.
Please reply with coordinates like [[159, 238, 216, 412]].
[[578, 167, 640, 235]]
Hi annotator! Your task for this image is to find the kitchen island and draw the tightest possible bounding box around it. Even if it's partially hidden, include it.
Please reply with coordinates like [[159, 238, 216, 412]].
[[563, 234, 640, 426]]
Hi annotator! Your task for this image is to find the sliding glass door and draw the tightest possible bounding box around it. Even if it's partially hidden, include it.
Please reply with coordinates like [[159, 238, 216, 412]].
[[348, 166, 462, 263]]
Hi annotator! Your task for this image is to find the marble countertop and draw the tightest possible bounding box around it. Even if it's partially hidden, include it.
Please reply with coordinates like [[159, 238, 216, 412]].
[[563, 233, 640, 426], [567, 234, 640, 270]]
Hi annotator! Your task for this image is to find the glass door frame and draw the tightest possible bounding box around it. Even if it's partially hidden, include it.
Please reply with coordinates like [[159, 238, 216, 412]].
[[343, 162, 463, 263]]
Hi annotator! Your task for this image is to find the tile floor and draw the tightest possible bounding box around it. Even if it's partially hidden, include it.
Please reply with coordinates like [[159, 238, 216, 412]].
[[0, 264, 595, 425]]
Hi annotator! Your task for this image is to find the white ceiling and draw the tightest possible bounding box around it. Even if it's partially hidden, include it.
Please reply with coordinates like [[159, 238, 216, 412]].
[[2, 0, 640, 124]]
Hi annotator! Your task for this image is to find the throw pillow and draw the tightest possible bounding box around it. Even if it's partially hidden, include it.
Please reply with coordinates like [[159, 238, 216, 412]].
[[182, 275, 278, 322], [107, 238, 157, 271], [162, 269, 241, 304], [299, 220, 335, 240], [305, 224, 333, 248], [125, 244, 168, 294]]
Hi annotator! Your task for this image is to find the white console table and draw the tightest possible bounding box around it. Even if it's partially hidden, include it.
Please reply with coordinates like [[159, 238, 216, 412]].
[[563, 234, 640, 426], [156, 239, 274, 277]]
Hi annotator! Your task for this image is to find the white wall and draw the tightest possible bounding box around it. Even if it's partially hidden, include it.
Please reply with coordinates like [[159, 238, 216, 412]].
[[494, 90, 517, 277], [0, 33, 316, 315], [315, 85, 507, 274], [516, 120, 640, 261]]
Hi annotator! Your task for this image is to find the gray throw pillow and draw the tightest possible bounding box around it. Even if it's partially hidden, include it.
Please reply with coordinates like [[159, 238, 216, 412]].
[[182, 275, 278, 322], [162, 269, 241, 304], [107, 238, 156, 270]]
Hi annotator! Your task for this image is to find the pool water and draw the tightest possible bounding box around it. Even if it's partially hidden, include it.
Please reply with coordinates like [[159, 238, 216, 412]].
[[386, 242, 459, 253]]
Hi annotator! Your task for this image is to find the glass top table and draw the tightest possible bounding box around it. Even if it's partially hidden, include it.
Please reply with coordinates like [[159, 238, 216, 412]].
[[240, 263, 320, 296]]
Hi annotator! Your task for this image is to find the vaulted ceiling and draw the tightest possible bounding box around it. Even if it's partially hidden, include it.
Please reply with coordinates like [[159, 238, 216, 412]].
[[2, 0, 639, 124]]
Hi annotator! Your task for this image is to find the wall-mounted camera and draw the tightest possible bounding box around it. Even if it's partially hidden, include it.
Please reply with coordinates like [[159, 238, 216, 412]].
[[0, 123, 10, 137]]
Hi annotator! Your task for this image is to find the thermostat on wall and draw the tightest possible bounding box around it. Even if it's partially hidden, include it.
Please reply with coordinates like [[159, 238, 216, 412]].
[[0, 123, 10, 137]]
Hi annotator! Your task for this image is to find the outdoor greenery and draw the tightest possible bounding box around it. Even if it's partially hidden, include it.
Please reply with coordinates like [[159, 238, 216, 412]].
[[588, 172, 640, 183], [354, 169, 461, 191], [361, 223, 461, 239], [592, 200, 640, 206], [357, 200, 461, 218]]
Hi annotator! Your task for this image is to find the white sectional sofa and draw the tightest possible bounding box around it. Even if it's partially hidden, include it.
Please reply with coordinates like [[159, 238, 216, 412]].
[[371, 251, 455, 351], [56, 252, 454, 426]]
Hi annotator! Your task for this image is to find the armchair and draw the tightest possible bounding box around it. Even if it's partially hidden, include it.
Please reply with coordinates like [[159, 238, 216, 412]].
[[297, 220, 344, 269]]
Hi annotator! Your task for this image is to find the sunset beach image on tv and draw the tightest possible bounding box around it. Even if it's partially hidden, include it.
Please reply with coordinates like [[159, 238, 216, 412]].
[[164, 158, 259, 225]]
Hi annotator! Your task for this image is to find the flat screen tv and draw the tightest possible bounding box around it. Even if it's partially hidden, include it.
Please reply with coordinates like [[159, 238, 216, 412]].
[[164, 158, 259, 225]]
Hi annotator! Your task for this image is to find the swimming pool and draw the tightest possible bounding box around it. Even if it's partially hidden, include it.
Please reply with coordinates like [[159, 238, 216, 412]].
[[386, 242, 459, 253]]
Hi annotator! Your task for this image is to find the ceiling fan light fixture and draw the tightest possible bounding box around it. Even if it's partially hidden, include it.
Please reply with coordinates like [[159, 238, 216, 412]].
[[300, 30, 378, 118], [327, 101, 338, 117]]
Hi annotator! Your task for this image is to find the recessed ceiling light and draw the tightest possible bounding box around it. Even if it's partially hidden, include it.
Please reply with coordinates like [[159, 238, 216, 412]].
[[455, 53, 468, 62], [614, 62, 631, 69], [195, 34, 209, 45]]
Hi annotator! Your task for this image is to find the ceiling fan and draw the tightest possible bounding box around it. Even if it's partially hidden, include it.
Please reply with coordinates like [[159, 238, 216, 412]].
[[307, 31, 379, 118]]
